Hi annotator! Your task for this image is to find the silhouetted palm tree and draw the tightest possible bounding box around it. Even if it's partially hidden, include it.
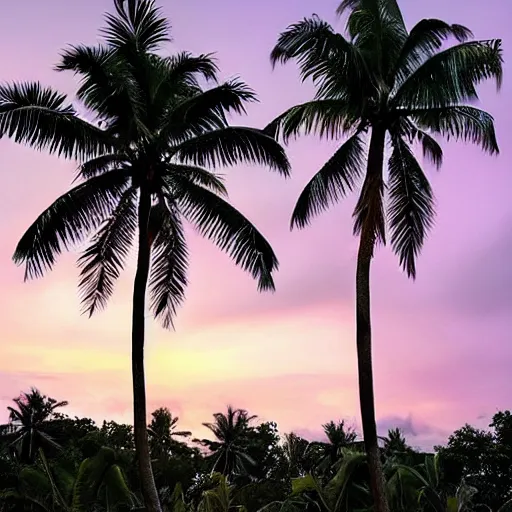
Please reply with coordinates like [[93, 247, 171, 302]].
[[0, 388, 68, 463], [268, 2, 502, 510], [0, 1, 289, 510], [148, 407, 191, 459], [196, 406, 257, 478], [311, 421, 358, 475]]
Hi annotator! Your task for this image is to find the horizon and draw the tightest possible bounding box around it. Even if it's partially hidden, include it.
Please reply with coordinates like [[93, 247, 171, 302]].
[[0, 0, 511, 452]]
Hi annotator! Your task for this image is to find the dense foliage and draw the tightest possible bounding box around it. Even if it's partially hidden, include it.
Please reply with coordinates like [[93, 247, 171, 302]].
[[1, 389, 511, 512]]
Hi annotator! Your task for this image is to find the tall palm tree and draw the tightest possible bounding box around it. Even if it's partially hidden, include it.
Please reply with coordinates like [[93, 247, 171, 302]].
[[0, 388, 68, 463], [196, 406, 256, 478], [0, 1, 289, 510], [267, 2, 502, 511]]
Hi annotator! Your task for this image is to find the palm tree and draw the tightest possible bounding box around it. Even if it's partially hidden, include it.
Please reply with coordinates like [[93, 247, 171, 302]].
[[0, 1, 289, 510], [148, 407, 191, 459], [196, 406, 257, 478], [267, 2, 502, 511], [0, 388, 68, 463], [311, 421, 358, 475]]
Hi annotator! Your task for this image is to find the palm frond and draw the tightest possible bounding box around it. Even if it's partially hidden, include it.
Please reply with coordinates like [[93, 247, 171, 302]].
[[165, 164, 227, 197], [291, 132, 365, 229], [148, 200, 189, 329], [337, 0, 408, 76], [270, 16, 365, 101], [0, 82, 110, 160], [387, 136, 435, 278], [56, 44, 140, 128], [173, 126, 290, 176], [161, 79, 256, 142], [407, 105, 499, 154], [392, 19, 472, 86], [76, 153, 129, 181], [396, 118, 443, 169], [173, 177, 278, 291], [77, 187, 137, 316], [393, 40, 503, 109], [102, 0, 171, 53], [265, 99, 359, 143], [159, 52, 219, 94], [14, 170, 130, 280]]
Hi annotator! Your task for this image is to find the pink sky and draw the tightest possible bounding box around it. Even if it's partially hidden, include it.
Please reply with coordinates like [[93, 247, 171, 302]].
[[0, 0, 510, 450]]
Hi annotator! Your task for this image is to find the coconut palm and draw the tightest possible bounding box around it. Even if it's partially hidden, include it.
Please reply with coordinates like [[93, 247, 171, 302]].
[[148, 408, 191, 459], [196, 406, 257, 478], [0, 388, 68, 463], [267, 1, 502, 510], [0, 1, 289, 510]]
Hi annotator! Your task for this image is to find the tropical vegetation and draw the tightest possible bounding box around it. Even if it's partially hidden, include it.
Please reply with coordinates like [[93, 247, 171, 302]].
[[267, 1, 502, 511], [1, 390, 512, 512]]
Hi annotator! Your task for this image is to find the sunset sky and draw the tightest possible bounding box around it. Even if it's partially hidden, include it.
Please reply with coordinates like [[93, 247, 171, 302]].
[[0, 0, 510, 450]]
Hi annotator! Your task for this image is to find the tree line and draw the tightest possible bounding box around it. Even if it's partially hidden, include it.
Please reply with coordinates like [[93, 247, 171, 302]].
[[0, 0, 503, 511], [0, 389, 511, 512]]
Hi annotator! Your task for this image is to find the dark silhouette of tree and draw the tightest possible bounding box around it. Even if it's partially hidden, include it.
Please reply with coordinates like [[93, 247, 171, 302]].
[[0, 388, 68, 463], [0, 1, 289, 509], [267, 2, 502, 510], [148, 407, 191, 459], [196, 406, 257, 479]]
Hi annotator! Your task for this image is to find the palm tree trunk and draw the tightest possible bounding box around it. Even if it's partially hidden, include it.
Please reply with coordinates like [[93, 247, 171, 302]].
[[356, 124, 389, 512], [132, 188, 162, 512]]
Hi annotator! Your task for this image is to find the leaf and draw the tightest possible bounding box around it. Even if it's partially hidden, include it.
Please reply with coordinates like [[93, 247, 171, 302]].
[[393, 40, 503, 109], [0, 81, 110, 160], [173, 126, 290, 177], [148, 201, 189, 329], [13, 169, 130, 280], [161, 79, 256, 142], [409, 105, 499, 155], [264, 99, 358, 143], [291, 132, 365, 229], [387, 136, 435, 279], [101, 0, 171, 52], [173, 177, 279, 292], [78, 187, 138, 316]]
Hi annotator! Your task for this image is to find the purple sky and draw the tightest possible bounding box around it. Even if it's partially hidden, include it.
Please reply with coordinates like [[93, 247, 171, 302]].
[[0, 0, 510, 450]]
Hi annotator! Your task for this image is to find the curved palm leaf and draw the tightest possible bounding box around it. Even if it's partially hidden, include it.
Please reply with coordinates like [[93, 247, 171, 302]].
[[291, 132, 365, 229], [14, 169, 130, 280], [78, 187, 138, 316], [161, 79, 256, 142], [392, 19, 472, 87], [173, 126, 290, 176], [0, 82, 110, 160], [165, 164, 227, 197], [76, 153, 129, 181], [270, 16, 365, 101], [56, 44, 140, 128], [387, 137, 435, 278], [409, 105, 499, 154], [264, 99, 359, 143], [393, 40, 503, 108], [148, 200, 188, 329], [173, 178, 278, 292]]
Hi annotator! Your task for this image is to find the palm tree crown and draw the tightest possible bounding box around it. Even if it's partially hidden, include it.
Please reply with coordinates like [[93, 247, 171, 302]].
[[0, 388, 68, 463], [197, 406, 257, 478], [267, 0, 502, 277], [0, 0, 290, 328]]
